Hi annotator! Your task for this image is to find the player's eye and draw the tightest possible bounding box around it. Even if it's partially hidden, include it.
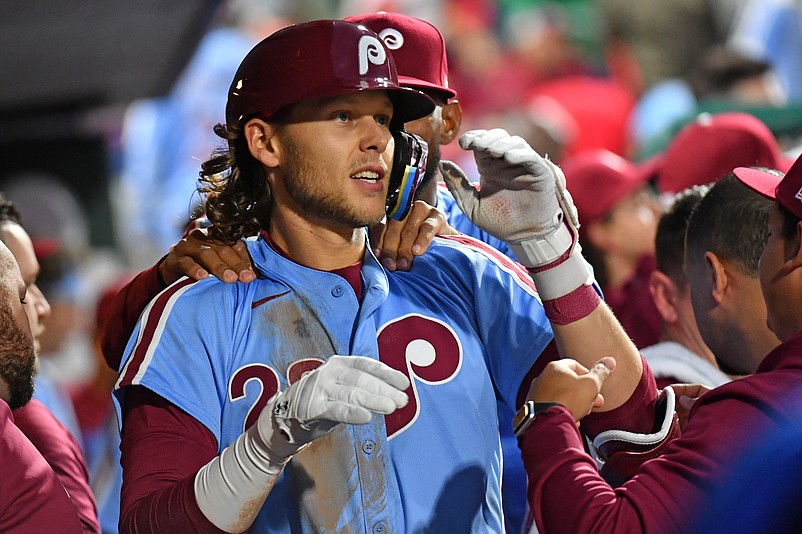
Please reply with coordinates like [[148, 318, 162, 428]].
[[375, 115, 390, 127], [334, 111, 351, 123]]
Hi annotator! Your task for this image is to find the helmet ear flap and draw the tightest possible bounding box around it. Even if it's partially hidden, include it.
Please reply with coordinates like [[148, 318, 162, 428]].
[[386, 130, 428, 221]]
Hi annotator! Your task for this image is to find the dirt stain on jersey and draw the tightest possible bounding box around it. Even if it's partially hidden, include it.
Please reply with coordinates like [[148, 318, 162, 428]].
[[254, 293, 339, 376], [290, 426, 363, 530]]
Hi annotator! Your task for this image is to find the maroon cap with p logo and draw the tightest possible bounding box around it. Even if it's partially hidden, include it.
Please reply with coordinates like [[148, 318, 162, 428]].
[[225, 19, 435, 128], [345, 12, 456, 99], [735, 153, 802, 220]]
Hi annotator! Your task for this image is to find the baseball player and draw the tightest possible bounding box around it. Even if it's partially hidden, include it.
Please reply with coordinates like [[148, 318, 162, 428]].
[[113, 20, 651, 533], [0, 240, 84, 533]]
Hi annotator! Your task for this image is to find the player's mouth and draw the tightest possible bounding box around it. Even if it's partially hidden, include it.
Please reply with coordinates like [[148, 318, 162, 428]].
[[350, 168, 384, 183]]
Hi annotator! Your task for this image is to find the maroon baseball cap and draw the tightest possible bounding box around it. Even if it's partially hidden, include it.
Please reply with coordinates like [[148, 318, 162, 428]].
[[561, 149, 655, 224], [344, 12, 457, 99], [734, 153, 802, 220], [656, 112, 790, 194], [225, 19, 435, 128]]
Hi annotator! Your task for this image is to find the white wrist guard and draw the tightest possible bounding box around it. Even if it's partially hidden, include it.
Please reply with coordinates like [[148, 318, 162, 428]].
[[509, 221, 574, 268], [194, 397, 290, 533], [510, 222, 594, 300], [528, 251, 595, 300]]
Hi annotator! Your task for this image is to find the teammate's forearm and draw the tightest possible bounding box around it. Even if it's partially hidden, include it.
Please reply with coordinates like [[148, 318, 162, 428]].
[[522, 251, 642, 411], [549, 301, 643, 411]]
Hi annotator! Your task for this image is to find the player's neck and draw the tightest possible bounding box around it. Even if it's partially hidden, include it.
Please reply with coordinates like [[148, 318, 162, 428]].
[[663, 319, 717, 367], [268, 207, 365, 271]]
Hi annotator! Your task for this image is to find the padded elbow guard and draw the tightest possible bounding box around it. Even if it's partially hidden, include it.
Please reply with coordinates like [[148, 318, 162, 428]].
[[589, 387, 681, 487]]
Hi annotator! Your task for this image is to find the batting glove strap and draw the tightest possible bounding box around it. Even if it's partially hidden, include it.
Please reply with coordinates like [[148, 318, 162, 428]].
[[509, 220, 574, 269], [528, 250, 595, 301], [589, 387, 681, 487]]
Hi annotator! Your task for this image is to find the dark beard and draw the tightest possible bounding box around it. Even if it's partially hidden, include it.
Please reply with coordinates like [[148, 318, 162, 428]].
[[0, 301, 35, 410]]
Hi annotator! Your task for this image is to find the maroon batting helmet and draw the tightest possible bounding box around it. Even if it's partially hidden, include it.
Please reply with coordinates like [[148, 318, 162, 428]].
[[225, 19, 435, 128]]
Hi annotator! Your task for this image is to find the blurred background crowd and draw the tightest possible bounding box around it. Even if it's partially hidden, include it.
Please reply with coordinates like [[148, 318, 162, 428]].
[[1, 0, 801, 531]]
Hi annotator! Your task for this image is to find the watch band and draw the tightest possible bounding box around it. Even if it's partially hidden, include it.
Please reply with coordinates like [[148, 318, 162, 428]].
[[512, 400, 564, 437]]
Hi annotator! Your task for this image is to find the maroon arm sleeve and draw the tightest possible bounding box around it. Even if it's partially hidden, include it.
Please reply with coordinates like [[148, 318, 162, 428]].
[[581, 355, 658, 437], [13, 400, 100, 533], [119, 386, 227, 534], [100, 261, 166, 371], [0, 400, 83, 534]]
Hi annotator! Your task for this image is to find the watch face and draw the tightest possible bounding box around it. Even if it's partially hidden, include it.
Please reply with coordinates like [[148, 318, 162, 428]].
[[512, 400, 534, 435]]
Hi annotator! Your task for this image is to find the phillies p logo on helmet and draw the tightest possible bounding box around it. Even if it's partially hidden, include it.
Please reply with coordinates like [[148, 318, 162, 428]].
[[358, 35, 387, 75]]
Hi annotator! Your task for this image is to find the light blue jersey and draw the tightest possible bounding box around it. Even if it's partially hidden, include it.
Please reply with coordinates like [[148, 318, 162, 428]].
[[114, 232, 552, 533]]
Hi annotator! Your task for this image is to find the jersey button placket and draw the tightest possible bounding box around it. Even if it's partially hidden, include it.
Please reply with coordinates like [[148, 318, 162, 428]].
[[372, 521, 386, 534], [331, 285, 345, 298]]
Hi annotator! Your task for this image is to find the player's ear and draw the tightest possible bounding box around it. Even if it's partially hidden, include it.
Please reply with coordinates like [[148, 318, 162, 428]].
[[243, 118, 282, 168], [649, 270, 679, 323], [704, 251, 728, 304], [784, 220, 802, 271], [439, 100, 463, 145]]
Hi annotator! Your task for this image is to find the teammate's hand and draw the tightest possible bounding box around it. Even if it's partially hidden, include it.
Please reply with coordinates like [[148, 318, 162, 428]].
[[257, 356, 410, 460], [159, 227, 257, 286], [369, 200, 459, 271], [440, 129, 579, 246], [668, 383, 712, 431], [526, 357, 615, 424]]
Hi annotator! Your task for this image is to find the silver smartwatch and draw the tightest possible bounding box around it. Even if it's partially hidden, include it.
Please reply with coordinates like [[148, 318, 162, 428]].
[[512, 400, 564, 437]]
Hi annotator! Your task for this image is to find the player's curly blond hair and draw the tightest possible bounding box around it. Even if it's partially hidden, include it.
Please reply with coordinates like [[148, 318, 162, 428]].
[[197, 122, 273, 243]]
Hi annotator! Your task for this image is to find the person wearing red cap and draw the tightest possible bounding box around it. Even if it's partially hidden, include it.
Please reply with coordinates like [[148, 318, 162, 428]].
[[512, 156, 802, 532], [110, 18, 655, 534], [561, 149, 664, 348], [684, 174, 781, 377], [103, 13, 520, 533], [343, 12, 480, 270]]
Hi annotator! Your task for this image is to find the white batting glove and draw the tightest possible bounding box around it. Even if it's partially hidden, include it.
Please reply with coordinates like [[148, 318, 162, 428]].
[[256, 355, 410, 462], [441, 129, 592, 299]]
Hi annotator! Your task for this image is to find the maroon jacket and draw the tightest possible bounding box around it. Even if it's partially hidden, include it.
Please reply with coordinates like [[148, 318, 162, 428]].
[[13, 399, 100, 533], [520, 329, 802, 533], [0, 399, 84, 533]]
